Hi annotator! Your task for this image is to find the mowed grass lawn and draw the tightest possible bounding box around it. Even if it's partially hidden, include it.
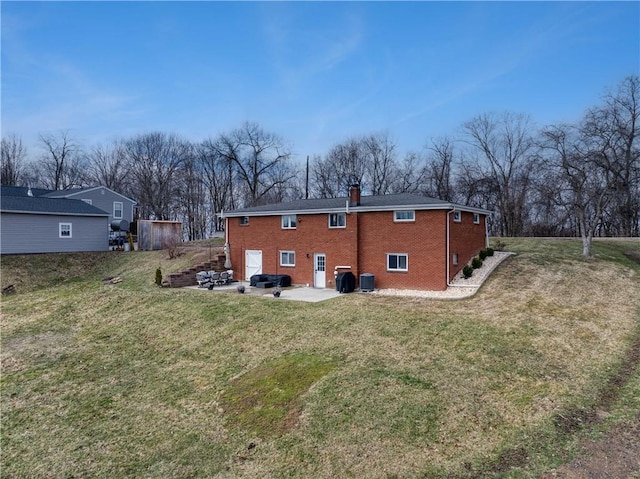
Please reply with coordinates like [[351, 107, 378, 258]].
[[1, 238, 639, 478]]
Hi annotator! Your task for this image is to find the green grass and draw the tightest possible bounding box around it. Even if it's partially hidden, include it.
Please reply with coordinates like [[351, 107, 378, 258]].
[[1, 238, 639, 478]]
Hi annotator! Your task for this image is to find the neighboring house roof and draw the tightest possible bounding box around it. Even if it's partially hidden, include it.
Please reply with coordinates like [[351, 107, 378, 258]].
[[1, 195, 109, 217], [1, 186, 53, 197], [224, 193, 492, 217], [44, 186, 137, 204]]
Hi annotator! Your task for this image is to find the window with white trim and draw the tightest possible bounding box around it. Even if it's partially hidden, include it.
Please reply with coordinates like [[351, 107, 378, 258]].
[[329, 213, 346, 228], [239, 216, 249, 226], [394, 210, 415, 222], [281, 214, 297, 229], [280, 250, 295, 267], [453, 211, 461, 222], [59, 223, 72, 238], [473, 213, 480, 224], [453, 253, 459, 266], [387, 253, 408, 272], [113, 201, 123, 219]]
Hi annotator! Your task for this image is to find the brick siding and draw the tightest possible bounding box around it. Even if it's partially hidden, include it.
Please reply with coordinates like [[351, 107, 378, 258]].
[[227, 209, 487, 291]]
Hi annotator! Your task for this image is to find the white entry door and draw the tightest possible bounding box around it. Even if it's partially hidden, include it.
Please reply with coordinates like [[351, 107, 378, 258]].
[[314, 253, 326, 289], [245, 250, 262, 281]]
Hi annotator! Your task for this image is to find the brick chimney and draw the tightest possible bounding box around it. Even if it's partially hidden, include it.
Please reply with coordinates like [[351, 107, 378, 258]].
[[349, 184, 361, 206]]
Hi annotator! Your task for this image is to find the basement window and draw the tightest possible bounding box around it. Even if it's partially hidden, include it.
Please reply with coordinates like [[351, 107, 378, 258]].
[[394, 210, 415, 222], [329, 213, 346, 228], [453, 253, 459, 266], [281, 214, 297, 229], [280, 251, 296, 267], [387, 253, 408, 272], [59, 223, 72, 238]]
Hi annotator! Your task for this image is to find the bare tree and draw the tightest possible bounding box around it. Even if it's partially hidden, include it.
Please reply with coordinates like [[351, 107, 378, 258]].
[[584, 75, 639, 236], [1, 135, 27, 185], [362, 132, 398, 195], [462, 112, 537, 236], [123, 132, 190, 220], [214, 122, 294, 207], [177, 147, 208, 240], [87, 142, 130, 192], [539, 123, 612, 257], [390, 152, 428, 194], [38, 131, 86, 190], [423, 137, 456, 201], [196, 139, 235, 232]]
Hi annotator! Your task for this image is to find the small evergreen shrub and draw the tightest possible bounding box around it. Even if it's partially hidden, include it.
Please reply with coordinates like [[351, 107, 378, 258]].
[[155, 268, 163, 286], [472, 257, 483, 269], [479, 249, 488, 260], [486, 247, 495, 257], [463, 265, 474, 278]]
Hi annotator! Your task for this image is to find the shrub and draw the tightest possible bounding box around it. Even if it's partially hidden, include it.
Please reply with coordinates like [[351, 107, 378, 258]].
[[155, 268, 163, 286], [479, 249, 488, 260], [472, 257, 483, 269], [463, 265, 474, 278], [486, 247, 495, 257]]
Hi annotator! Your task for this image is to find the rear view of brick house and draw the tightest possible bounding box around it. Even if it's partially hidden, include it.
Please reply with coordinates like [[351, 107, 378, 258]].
[[222, 185, 490, 291]]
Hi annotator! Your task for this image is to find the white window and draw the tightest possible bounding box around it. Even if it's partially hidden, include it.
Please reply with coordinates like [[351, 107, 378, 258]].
[[239, 216, 249, 226], [453, 211, 461, 222], [280, 251, 295, 267], [473, 213, 480, 224], [59, 223, 72, 238], [453, 253, 459, 266], [81, 199, 92, 205], [387, 253, 408, 272], [329, 213, 346, 228], [281, 215, 297, 229], [394, 210, 415, 222], [113, 201, 123, 219]]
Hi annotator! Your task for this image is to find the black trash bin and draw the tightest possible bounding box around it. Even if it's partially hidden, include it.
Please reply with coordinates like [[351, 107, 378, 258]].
[[336, 271, 356, 293]]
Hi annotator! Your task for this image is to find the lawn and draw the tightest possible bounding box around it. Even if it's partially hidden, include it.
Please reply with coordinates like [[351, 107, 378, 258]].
[[1, 238, 639, 478]]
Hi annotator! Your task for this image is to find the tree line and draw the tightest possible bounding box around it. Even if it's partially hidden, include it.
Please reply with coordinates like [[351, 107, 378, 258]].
[[2, 75, 638, 256]]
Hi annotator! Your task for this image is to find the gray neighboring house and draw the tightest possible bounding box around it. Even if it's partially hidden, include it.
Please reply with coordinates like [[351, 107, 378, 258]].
[[44, 186, 136, 229], [0, 186, 121, 254]]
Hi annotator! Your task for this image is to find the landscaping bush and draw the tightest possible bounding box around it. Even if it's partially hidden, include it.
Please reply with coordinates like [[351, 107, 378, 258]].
[[486, 247, 495, 257], [472, 257, 483, 269], [463, 265, 474, 278], [479, 249, 488, 260]]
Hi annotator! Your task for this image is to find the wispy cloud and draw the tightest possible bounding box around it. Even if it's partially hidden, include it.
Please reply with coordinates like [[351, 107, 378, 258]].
[[262, 8, 364, 88]]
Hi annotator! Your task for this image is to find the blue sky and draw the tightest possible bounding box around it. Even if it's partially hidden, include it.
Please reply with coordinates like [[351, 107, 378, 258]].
[[2, 1, 639, 162]]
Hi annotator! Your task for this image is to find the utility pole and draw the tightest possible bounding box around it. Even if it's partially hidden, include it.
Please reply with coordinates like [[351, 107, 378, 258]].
[[305, 155, 309, 199]]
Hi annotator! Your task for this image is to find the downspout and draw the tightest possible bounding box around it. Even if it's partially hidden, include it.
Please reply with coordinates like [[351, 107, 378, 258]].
[[222, 210, 232, 270], [446, 207, 469, 288], [446, 208, 453, 287]]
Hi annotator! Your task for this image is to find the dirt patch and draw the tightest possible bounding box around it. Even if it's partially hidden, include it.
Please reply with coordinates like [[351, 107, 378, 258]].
[[541, 333, 640, 478], [624, 250, 640, 265], [541, 416, 640, 478]]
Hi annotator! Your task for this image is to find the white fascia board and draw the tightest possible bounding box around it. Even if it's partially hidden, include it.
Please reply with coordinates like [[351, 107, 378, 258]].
[[222, 207, 348, 217], [50, 186, 138, 204], [223, 204, 493, 217]]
